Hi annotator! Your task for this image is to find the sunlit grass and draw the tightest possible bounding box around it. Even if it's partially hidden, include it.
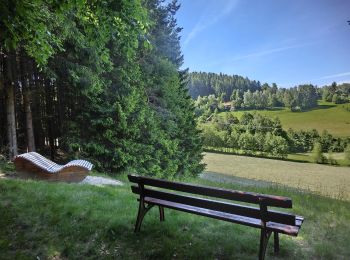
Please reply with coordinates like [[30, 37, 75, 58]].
[[222, 101, 350, 137], [0, 161, 349, 259], [204, 152, 350, 200]]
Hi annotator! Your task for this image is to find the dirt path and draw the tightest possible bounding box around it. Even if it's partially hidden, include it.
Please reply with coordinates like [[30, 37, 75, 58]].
[[81, 176, 123, 186]]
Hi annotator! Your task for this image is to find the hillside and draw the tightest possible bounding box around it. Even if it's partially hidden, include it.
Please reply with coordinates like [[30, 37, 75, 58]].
[[221, 101, 350, 137]]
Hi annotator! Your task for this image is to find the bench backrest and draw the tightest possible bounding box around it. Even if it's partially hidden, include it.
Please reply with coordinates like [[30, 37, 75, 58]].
[[128, 174, 296, 226]]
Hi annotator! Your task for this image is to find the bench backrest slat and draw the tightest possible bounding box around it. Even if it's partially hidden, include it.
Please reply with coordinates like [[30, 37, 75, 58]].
[[128, 174, 292, 208], [131, 186, 296, 226]]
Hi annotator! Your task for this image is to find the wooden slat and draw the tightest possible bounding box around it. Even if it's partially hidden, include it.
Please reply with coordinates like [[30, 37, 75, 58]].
[[295, 216, 304, 227], [128, 174, 292, 208], [14, 152, 93, 173], [144, 197, 300, 236], [145, 197, 262, 228], [131, 186, 296, 226], [266, 222, 299, 236]]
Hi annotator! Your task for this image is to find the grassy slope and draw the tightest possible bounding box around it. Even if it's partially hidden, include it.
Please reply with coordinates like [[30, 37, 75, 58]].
[[0, 175, 349, 259], [223, 101, 350, 137], [204, 152, 350, 200]]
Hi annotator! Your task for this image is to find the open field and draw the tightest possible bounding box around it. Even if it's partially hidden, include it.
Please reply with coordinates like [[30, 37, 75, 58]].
[[222, 101, 350, 137], [0, 171, 349, 259], [204, 152, 350, 200], [288, 152, 349, 166], [205, 147, 349, 166]]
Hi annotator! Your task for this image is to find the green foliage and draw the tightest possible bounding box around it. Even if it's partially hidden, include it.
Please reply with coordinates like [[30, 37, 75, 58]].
[[223, 101, 350, 138], [0, 0, 204, 178], [312, 142, 327, 164], [190, 72, 322, 112], [345, 145, 350, 166], [327, 150, 337, 165], [287, 129, 319, 152], [200, 112, 289, 158], [188, 72, 261, 100], [0, 0, 80, 66], [322, 82, 350, 104], [200, 108, 349, 160], [264, 133, 289, 158]]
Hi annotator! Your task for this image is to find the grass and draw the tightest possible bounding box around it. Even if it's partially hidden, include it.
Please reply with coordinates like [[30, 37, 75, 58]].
[[223, 101, 350, 137], [204, 147, 350, 166], [204, 152, 350, 200], [287, 152, 349, 166], [0, 161, 350, 259]]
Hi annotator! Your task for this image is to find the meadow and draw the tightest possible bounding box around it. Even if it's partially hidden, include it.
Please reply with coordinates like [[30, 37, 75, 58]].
[[0, 160, 350, 259], [204, 152, 350, 200], [222, 101, 350, 137]]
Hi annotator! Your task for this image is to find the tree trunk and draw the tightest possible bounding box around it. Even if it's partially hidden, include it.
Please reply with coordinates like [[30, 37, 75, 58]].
[[23, 88, 35, 151], [6, 83, 18, 158], [5, 56, 18, 159], [45, 80, 55, 160], [21, 58, 35, 152]]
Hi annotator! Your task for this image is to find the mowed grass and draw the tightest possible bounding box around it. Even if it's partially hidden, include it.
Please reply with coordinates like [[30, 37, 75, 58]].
[[1, 173, 350, 259], [204, 152, 350, 200], [223, 101, 350, 137]]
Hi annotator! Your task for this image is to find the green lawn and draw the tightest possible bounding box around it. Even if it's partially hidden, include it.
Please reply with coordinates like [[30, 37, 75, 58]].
[[204, 152, 350, 200], [0, 176, 349, 259], [0, 160, 350, 259], [223, 101, 350, 137]]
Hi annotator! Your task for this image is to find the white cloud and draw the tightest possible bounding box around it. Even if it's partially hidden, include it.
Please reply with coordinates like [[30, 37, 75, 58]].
[[318, 71, 350, 80], [207, 42, 313, 68], [228, 44, 308, 62], [279, 72, 350, 88], [183, 0, 239, 47]]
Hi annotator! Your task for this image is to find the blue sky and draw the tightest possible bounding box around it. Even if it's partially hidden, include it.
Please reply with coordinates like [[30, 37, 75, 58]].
[[176, 0, 350, 87]]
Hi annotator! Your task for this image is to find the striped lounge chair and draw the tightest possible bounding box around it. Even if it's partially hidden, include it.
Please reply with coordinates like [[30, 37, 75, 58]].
[[13, 152, 93, 182]]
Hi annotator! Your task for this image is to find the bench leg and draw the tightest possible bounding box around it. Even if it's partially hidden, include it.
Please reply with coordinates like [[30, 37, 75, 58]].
[[274, 232, 280, 253], [259, 229, 272, 260], [159, 206, 165, 222], [134, 200, 154, 232]]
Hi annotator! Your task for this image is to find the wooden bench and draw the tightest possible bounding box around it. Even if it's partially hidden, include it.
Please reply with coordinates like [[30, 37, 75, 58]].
[[13, 152, 93, 182], [128, 174, 304, 260]]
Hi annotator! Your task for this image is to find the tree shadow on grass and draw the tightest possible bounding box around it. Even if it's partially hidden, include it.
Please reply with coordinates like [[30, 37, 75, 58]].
[[303, 104, 337, 112]]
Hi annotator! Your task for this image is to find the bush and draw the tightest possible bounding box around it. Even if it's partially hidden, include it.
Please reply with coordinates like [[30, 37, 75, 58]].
[[312, 142, 327, 164], [264, 133, 288, 158], [345, 145, 350, 166], [328, 150, 337, 165], [238, 132, 256, 153]]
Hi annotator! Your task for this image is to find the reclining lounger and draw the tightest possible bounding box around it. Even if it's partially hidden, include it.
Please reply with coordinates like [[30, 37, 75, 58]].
[[13, 152, 93, 182]]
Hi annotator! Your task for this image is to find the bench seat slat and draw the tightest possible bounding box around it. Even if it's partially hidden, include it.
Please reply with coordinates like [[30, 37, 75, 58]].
[[295, 216, 304, 227], [145, 197, 300, 236], [131, 186, 296, 226], [128, 174, 292, 208]]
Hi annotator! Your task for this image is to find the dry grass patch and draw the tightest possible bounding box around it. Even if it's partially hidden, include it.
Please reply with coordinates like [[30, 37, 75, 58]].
[[204, 152, 350, 200]]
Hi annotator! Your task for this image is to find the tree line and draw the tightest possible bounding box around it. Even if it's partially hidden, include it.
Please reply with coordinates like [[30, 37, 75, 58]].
[[200, 112, 350, 160], [188, 71, 261, 100], [189, 72, 350, 116], [322, 82, 350, 104], [0, 0, 204, 178]]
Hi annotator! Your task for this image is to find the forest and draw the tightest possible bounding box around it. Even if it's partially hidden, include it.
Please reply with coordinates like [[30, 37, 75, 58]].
[[189, 72, 350, 117], [0, 0, 204, 178], [192, 74, 350, 163], [201, 112, 350, 161]]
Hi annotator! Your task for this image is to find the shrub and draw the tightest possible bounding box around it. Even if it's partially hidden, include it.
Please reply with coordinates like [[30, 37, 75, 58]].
[[345, 144, 350, 166], [312, 142, 327, 164], [328, 150, 337, 165]]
